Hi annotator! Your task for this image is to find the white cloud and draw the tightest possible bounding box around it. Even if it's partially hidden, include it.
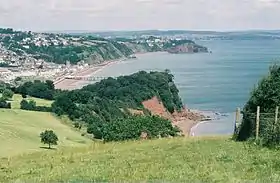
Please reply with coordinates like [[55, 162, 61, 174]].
[[0, 0, 279, 31]]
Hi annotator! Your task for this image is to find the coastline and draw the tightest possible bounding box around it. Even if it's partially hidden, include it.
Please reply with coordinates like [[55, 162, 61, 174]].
[[53, 52, 216, 137], [54, 52, 169, 90], [190, 111, 234, 136], [54, 58, 126, 90]]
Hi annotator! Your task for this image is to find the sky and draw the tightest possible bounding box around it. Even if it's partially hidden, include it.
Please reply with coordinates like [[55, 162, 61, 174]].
[[0, 0, 280, 31]]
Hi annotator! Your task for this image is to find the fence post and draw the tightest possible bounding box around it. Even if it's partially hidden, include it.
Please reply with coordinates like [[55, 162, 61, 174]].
[[275, 106, 279, 124], [234, 107, 241, 133], [274, 106, 279, 132], [256, 106, 260, 139]]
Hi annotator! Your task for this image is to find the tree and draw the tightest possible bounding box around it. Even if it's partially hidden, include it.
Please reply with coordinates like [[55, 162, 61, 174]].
[[2, 89, 14, 100], [40, 130, 58, 149], [0, 97, 11, 109]]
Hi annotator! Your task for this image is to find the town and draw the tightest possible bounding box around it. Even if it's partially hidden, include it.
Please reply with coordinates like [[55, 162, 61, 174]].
[[0, 28, 208, 85]]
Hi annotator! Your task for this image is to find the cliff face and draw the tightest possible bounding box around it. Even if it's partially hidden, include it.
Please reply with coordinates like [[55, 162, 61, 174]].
[[142, 96, 205, 135], [167, 43, 208, 54]]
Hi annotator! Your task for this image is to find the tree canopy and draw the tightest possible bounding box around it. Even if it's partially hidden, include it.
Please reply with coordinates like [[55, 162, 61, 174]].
[[40, 130, 58, 149], [52, 70, 183, 141]]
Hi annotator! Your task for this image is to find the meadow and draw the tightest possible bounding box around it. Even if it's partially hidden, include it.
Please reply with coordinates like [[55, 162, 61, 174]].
[[2, 95, 280, 183], [0, 95, 90, 157], [1, 137, 280, 182]]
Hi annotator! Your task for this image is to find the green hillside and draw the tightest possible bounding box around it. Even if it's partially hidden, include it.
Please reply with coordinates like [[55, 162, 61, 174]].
[[0, 109, 91, 157], [0, 94, 90, 157], [1, 137, 280, 182]]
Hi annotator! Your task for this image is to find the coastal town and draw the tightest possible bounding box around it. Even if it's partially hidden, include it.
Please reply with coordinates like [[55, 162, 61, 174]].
[[0, 28, 208, 89]]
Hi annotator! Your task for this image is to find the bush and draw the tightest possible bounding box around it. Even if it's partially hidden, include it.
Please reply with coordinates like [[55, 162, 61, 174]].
[[87, 124, 103, 139], [256, 118, 280, 148], [2, 89, 14, 100], [236, 64, 280, 147], [0, 98, 11, 109], [16, 80, 55, 100], [100, 115, 181, 142], [20, 99, 51, 112]]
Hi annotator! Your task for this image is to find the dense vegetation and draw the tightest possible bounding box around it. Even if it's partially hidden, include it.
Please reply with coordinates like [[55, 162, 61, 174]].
[[52, 71, 183, 141], [99, 116, 180, 142], [15, 80, 56, 100], [20, 99, 52, 112], [0, 82, 13, 109], [236, 64, 280, 147]]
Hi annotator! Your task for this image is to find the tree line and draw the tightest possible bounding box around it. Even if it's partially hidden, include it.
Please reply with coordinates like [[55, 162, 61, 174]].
[[236, 63, 280, 147], [2, 71, 183, 142], [52, 71, 183, 141]]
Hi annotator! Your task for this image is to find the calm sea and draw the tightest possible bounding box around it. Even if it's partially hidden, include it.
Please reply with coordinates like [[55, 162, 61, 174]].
[[92, 40, 280, 135]]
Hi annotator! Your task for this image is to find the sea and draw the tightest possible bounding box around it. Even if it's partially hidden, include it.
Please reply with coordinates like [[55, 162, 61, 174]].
[[92, 39, 280, 136]]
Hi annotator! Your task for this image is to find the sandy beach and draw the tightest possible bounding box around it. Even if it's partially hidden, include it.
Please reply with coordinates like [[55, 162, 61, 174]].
[[54, 59, 122, 90]]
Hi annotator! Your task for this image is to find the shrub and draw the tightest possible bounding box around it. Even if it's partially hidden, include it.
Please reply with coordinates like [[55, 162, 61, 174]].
[[100, 115, 181, 142], [2, 89, 14, 100], [20, 99, 51, 112], [256, 118, 280, 148], [0, 98, 11, 109], [236, 64, 280, 147]]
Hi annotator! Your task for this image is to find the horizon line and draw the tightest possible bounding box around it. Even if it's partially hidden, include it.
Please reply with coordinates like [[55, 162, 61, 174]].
[[2, 27, 280, 33]]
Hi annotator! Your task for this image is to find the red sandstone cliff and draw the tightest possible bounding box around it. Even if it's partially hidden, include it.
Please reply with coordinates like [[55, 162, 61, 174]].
[[141, 96, 204, 135]]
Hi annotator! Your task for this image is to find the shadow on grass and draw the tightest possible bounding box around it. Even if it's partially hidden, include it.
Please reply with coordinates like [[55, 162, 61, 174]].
[[39, 146, 57, 150]]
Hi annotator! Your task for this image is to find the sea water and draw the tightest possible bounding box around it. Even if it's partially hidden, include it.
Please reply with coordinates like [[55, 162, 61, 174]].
[[93, 39, 280, 135]]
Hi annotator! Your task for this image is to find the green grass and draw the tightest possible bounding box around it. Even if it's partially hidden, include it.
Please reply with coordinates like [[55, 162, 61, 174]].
[[10, 94, 53, 109], [0, 109, 91, 157], [2, 137, 280, 182]]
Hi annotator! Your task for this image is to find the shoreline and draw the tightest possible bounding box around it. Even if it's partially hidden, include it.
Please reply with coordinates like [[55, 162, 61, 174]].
[[53, 52, 220, 137], [54, 58, 126, 90], [190, 111, 234, 136]]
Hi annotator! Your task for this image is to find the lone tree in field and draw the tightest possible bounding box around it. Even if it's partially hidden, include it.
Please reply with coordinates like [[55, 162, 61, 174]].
[[40, 130, 58, 149]]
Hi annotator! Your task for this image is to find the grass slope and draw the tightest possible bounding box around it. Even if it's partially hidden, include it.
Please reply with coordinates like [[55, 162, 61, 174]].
[[0, 109, 91, 157], [0, 95, 89, 157], [2, 137, 280, 182]]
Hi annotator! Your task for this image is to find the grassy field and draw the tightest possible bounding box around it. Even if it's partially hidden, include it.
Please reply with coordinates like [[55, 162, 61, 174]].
[[0, 109, 91, 157], [9, 94, 53, 109], [1, 137, 280, 182], [0, 95, 90, 157]]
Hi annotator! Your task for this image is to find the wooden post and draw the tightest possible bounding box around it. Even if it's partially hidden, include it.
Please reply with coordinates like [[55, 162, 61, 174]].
[[256, 106, 260, 139], [275, 106, 279, 124], [234, 107, 241, 133], [274, 106, 279, 132]]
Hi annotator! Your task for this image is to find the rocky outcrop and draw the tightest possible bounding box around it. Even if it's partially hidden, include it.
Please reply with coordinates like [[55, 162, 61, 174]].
[[142, 96, 205, 135], [167, 43, 208, 54]]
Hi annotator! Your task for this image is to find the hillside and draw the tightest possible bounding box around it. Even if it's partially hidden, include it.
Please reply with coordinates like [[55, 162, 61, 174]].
[[0, 95, 90, 157], [0, 109, 90, 157], [1, 137, 280, 182], [0, 28, 208, 67], [52, 71, 198, 141]]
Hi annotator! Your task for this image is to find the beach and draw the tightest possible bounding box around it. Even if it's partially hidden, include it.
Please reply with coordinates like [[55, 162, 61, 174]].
[[54, 59, 123, 90]]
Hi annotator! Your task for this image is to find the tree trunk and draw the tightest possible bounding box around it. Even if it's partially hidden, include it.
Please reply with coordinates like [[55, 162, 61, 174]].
[[49, 143, 51, 149]]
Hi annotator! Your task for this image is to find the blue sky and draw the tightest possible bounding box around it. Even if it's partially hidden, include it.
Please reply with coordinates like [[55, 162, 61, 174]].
[[0, 0, 280, 31]]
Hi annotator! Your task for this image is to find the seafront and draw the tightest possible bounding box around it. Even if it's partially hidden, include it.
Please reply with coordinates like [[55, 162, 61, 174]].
[[54, 59, 123, 90]]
